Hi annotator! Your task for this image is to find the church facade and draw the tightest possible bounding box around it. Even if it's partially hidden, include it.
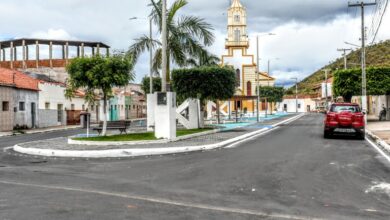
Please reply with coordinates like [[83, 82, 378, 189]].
[[221, 0, 275, 115]]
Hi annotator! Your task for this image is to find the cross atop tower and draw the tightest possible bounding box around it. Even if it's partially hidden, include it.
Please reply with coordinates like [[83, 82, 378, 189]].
[[225, 0, 248, 49]]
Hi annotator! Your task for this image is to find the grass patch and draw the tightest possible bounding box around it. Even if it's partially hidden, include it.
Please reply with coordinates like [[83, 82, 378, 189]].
[[73, 128, 214, 142], [73, 132, 157, 142], [177, 128, 213, 137]]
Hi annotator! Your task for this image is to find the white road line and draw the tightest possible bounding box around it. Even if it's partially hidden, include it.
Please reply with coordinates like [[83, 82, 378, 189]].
[[0, 180, 322, 220], [366, 138, 390, 164], [225, 127, 280, 149], [273, 113, 305, 127]]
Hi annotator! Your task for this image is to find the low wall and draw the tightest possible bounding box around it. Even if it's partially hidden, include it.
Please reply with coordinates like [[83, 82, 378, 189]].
[[38, 109, 60, 128]]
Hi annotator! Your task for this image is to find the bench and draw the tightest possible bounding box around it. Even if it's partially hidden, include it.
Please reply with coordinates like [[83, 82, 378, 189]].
[[93, 121, 131, 135]]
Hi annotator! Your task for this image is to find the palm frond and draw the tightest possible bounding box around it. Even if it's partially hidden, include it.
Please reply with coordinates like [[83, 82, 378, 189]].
[[149, 0, 162, 32], [128, 35, 161, 62], [177, 16, 215, 46], [168, 0, 187, 24]]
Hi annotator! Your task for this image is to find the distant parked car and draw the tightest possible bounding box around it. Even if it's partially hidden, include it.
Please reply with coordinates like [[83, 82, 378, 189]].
[[324, 103, 365, 139]]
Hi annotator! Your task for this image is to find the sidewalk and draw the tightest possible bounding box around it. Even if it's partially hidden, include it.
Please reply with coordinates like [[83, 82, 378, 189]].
[[366, 120, 390, 153], [367, 121, 390, 144], [12, 114, 303, 158], [0, 125, 82, 137]]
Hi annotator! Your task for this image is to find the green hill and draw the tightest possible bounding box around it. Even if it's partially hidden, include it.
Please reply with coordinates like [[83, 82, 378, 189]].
[[287, 39, 390, 95]]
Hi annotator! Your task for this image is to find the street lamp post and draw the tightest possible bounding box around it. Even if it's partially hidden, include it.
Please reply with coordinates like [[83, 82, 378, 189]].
[[129, 16, 154, 94], [256, 33, 275, 122], [267, 58, 279, 76], [291, 77, 298, 113]]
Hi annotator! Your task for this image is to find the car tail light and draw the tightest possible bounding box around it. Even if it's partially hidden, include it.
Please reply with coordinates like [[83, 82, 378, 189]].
[[327, 113, 337, 122], [353, 114, 364, 123]]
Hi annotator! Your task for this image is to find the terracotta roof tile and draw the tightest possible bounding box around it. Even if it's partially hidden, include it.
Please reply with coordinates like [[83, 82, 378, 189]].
[[0, 68, 39, 91]]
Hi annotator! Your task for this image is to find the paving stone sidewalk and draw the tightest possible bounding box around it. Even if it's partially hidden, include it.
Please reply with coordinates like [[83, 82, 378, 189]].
[[367, 120, 390, 145], [17, 114, 296, 151]]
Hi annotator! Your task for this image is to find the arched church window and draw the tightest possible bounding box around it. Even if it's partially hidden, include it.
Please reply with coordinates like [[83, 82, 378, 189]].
[[234, 15, 240, 22], [234, 29, 240, 42], [235, 69, 240, 87], [247, 81, 252, 95]]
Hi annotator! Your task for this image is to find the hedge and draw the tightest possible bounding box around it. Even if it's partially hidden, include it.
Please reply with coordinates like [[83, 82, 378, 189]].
[[171, 66, 236, 102], [333, 67, 390, 102]]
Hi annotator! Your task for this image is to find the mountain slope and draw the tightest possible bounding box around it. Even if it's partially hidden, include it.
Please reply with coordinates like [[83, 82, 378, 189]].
[[287, 39, 390, 95]]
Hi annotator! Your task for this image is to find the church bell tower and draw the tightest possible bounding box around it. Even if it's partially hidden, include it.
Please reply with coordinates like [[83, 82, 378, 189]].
[[225, 0, 249, 50]]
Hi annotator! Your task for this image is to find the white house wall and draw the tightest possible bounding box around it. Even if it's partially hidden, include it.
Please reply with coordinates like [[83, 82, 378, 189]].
[[13, 89, 39, 128], [278, 98, 316, 113]]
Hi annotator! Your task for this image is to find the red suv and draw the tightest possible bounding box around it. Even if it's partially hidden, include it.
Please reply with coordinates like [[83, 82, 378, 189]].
[[324, 103, 365, 139]]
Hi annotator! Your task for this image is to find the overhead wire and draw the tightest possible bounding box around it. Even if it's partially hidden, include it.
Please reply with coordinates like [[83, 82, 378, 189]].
[[370, 0, 389, 44]]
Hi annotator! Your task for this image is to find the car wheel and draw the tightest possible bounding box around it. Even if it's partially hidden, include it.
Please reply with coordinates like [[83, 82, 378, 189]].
[[324, 131, 332, 139], [356, 131, 365, 140]]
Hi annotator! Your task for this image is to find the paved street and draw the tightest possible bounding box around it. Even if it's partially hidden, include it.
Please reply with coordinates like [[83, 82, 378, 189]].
[[1, 113, 390, 220]]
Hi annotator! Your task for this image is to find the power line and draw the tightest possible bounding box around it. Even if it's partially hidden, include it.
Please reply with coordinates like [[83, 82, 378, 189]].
[[371, 0, 389, 44]]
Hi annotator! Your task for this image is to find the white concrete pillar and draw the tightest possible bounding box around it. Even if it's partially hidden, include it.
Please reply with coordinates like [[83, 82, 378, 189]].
[[81, 43, 85, 57], [65, 42, 69, 65], [154, 92, 177, 140], [10, 42, 14, 69], [35, 41, 39, 68], [146, 94, 156, 131], [49, 41, 53, 68], [22, 40, 26, 69]]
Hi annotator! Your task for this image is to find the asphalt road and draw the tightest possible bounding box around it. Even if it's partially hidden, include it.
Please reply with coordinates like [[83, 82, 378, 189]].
[[0, 114, 389, 220]]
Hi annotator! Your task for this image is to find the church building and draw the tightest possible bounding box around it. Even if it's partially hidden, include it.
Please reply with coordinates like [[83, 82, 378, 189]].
[[221, 0, 275, 115]]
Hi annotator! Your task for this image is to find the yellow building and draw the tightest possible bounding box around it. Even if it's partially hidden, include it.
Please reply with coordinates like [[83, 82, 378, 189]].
[[221, 0, 275, 114]]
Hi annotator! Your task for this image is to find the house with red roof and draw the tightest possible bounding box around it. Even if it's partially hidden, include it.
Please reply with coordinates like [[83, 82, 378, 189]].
[[0, 68, 39, 131]]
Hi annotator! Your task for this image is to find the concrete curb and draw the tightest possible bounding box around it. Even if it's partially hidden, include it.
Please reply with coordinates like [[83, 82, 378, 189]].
[[13, 114, 304, 158], [366, 129, 390, 154]]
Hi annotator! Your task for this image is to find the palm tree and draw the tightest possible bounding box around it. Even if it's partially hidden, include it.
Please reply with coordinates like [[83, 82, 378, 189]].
[[186, 50, 220, 67], [128, 0, 215, 82]]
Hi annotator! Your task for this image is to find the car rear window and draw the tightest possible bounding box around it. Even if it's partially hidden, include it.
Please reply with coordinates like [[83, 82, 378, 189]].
[[330, 105, 360, 113]]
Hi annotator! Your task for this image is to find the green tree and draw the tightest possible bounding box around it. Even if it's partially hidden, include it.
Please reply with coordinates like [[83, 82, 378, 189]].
[[128, 0, 215, 82], [141, 76, 162, 94], [333, 67, 390, 102], [258, 86, 284, 114], [65, 55, 134, 136], [172, 66, 236, 123], [186, 50, 220, 67]]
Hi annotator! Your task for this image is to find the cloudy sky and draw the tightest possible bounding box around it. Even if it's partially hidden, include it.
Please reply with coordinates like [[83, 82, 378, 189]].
[[0, 0, 389, 86]]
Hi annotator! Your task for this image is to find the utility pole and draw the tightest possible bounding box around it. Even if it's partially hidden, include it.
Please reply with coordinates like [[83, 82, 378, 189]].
[[337, 48, 352, 70], [267, 59, 270, 75], [291, 77, 298, 113], [256, 36, 260, 122], [161, 0, 168, 92], [295, 80, 298, 113], [323, 69, 331, 110], [348, 1, 376, 124]]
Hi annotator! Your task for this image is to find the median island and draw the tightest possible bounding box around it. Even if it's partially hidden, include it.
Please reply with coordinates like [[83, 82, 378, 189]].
[[72, 128, 214, 142]]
